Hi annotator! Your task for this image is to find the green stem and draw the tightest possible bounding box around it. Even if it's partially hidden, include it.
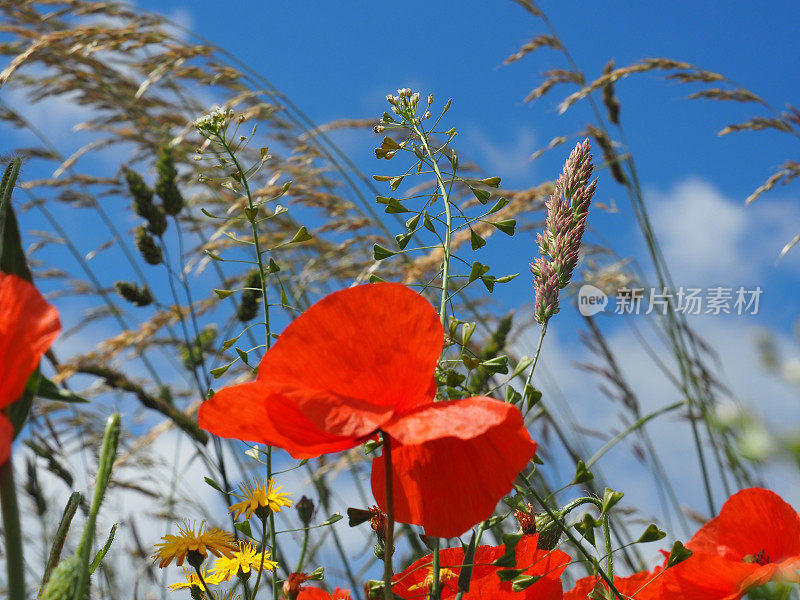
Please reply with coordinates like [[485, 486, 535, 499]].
[[219, 130, 278, 598], [0, 460, 25, 600], [414, 120, 453, 328], [194, 564, 217, 600], [430, 540, 441, 600], [381, 432, 395, 600], [295, 527, 310, 573], [251, 516, 269, 597], [522, 322, 547, 393], [218, 134, 271, 347], [603, 515, 614, 580], [524, 485, 624, 600]]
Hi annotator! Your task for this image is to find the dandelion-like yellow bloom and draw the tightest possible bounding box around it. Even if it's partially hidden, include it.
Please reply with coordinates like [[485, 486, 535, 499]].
[[229, 477, 292, 520], [153, 522, 237, 568], [167, 567, 223, 592], [211, 541, 278, 582]]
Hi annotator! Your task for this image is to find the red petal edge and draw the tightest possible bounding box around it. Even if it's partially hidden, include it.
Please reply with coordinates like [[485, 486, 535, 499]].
[[371, 397, 536, 538]]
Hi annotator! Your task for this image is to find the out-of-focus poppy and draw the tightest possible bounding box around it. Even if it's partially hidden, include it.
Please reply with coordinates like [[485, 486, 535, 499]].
[[564, 570, 663, 600], [0, 272, 60, 464], [297, 587, 352, 600], [662, 487, 800, 600], [199, 282, 536, 538], [391, 534, 570, 600]]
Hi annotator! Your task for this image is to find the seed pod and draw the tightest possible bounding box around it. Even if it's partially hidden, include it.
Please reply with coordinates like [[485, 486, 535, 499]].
[[114, 281, 153, 307], [135, 226, 163, 265], [155, 147, 184, 216]]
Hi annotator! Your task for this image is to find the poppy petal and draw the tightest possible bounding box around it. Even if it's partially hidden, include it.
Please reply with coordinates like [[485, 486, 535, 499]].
[[689, 487, 800, 563], [0, 414, 12, 465], [0, 273, 60, 409], [371, 397, 536, 538], [391, 535, 568, 600], [198, 382, 363, 459], [662, 552, 775, 600], [255, 283, 442, 437]]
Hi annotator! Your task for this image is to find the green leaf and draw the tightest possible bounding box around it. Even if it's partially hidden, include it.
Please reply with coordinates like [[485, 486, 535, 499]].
[[496, 569, 523, 582], [376, 196, 409, 214], [33, 373, 87, 404], [458, 532, 477, 592], [395, 232, 412, 250], [234, 521, 253, 538], [524, 385, 542, 411], [461, 322, 476, 345], [574, 513, 598, 547], [372, 175, 392, 182], [405, 213, 420, 231], [468, 261, 490, 284], [505, 385, 521, 405], [509, 356, 534, 380], [512, 574, 543, 592], [322, 513, 343, 526], [470, 228, 486, 250], [210, 364, 230, 378], [492, 533, 523, 568], [422, 212, 436, 233], [222, 335, 240, 350], [381, 136, 401, 149], [487, 197, 509, 214], [214, 289, 234, 299], [666, 541, 693, 568], [637, 524, 667, 544], [308, 566, 324, 581], [469, 186, 491, 204], [573, 460, 594, 484], [368, 274, 386, 283], [601, 488, 624, 514], [481, 176, 502, 188], [204, 477, 224, 493], [480, 355, 509, 374], [89, 524, 117, 574], [235, 347, 250, 366], [268, 258, 280, 273], [290, 226, 312, 243], [494, 219, 516, 236], [390, 176, 403, 191], [1, 158, 32, 281], [373, 243, 396, 260]]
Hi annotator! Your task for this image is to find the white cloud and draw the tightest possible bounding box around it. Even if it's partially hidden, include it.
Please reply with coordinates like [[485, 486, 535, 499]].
[[647, 178, 800, 285]]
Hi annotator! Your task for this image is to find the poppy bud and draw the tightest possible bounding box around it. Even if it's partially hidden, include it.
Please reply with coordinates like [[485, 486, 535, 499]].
[[296, 495, 314, 527], [282, 572, 310, 600]]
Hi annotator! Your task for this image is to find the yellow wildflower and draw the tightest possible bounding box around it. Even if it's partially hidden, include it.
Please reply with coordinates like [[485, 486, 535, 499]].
[[229, 477, 292, 520], [167, 567, 223, 592], [153, 522, 237, 568], [211, 541, 278, 582]]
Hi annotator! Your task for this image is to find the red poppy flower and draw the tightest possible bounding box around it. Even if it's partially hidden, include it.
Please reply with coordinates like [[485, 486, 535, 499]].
[[199, 282, 537, 538], [391, 533, 570, 600], [297, 587, 352, 600], [0, 272, 61, 464], [662, 487, 800, 600], [564, 570, 663, 600]]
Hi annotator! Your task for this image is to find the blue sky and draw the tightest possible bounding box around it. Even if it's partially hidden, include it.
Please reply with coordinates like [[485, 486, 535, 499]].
[[3, 0, 800, 592]]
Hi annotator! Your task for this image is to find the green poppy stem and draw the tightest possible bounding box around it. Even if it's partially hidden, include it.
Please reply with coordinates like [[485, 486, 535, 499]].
[[381, 432, 395, 600], [0, 459, 25, 600]]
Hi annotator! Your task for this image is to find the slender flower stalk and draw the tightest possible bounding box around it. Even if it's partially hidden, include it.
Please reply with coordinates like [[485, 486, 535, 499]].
[[380, 432, 395, 600]]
